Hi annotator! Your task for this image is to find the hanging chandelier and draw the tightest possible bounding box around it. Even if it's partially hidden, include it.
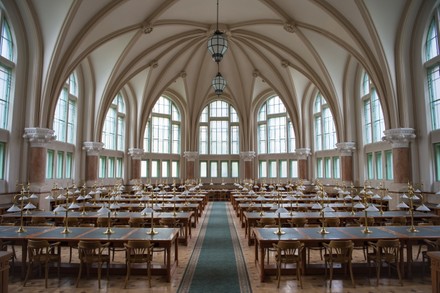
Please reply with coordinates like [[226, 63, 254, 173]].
[[212, 71, 227, 95], [207, 0, 228, 63]]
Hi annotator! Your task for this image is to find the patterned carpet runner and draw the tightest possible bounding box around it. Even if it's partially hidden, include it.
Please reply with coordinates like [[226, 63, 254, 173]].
[[177, 202, 252, 293]]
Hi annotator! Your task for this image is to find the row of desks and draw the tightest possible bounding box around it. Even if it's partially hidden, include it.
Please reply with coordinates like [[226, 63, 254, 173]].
[[253, 225, 440, 282], [0, 225, 180, 282]]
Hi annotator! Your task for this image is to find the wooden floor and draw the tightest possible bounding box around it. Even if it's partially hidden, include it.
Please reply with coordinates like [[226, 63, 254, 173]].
[[5, 202, 433, 292]]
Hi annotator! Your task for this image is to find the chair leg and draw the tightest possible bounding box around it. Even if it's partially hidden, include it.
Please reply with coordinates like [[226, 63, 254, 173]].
[[23, 261, 32, 287], [148, 261, 152, 288], [376, 263, 381, 287], [44, 261, 48, 288], [76, 262, 82, 288], [349, 262, 355, 288], [329, 261, 334, 288], [277, 263, 281, 288], [124, 263, 130, 289], [297, 263, 303, 289], [98, 263, 102, 289]]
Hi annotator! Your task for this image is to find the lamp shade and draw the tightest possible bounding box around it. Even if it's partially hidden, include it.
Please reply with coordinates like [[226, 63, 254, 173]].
[[212, 72, 227, 95], [275, 207, 289, 214], [7, 204, 21, 212], [365, 204, 379, 212], [416, 204, 431, 212], [207, 30, 228, 62]]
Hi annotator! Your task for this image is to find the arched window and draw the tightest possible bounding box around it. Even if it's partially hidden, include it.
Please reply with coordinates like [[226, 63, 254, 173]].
[[144, 96, 181, 154], [198, 100, 239, 155], [141, 96, 181, 179], [425, 11, 440, 130], [102, 93, 125, 151], [53, 73, 78, 144], [0, 15, 14, 130], [257, 96, 295, 154], [313, 93, 336, 150], [361, 72, 385, 144]]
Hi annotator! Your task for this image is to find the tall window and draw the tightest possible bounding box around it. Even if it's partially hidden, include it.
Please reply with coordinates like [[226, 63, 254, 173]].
[[426, 10, 440, 130], [0, 15, 14, 130], [313, 93, 336, 150], [199, 100, 239, 155], [102, 94, 125, 151], [257, 96, 295, 154], [361, 73, 385, 143], [144, 96, 180, 154], [54, 73, 78, 143]]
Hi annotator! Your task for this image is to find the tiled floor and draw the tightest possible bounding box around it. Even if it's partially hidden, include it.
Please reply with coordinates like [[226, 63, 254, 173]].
[[5, 202, 434, 292]]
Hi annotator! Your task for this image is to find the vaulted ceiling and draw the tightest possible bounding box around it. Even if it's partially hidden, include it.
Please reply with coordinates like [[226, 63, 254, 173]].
[[10, 0, 423, 145]]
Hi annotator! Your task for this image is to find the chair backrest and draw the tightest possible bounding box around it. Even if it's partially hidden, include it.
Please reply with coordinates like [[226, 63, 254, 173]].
[[290, 217, 307, 227], [424, 239, 440, 251], [325, 240, 353, 262], [30, 217, 47, 225], [64, 217, 80, 226], [375, 239, 400, 261], [258, 217, 276, 227], [78, 241, 109, 262], [391, 216, 406, 225], [124, 240, 153, 260], [128, 217, 145, 227], [324, 217, 340, 227], [274, 240, 303, 262], [359, 217, 375, 226], [27, 239, 50, 259], [159, 218, 180, 227], [96, 217, 112, 227]]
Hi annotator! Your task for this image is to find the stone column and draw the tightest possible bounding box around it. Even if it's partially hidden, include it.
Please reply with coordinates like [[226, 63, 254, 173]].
[[183, 151, 198, 180], [240, 151, 256, 180], [82, 142, 104, 184], [336, 142, 356, 183], [295, 148, 311, 181], [128, 148, 144, 180], [382, 128, 416, 184], [23, 128, 56, 186]]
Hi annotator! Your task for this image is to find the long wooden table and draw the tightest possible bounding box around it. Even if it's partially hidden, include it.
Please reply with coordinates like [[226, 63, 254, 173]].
[[244, 211, 438, 245], [253, 225, 440, 282], [1, 210, 194, 245], [0, 226, 179, 281]]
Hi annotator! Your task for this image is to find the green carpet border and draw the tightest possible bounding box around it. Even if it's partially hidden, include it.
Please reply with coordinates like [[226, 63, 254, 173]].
[[226, 202, 252, 293], [177, 202, 252, 293], [177, 203, 212, 293]]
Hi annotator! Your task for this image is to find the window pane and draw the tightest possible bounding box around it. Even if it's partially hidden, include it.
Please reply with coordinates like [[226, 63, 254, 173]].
[[0, 20, 13, 61], [56, 151, 64, 179], [46, 150, 54, 179], [428, 65, 440, 130], [426, 19, 439, 61], [0, 65, 11, 129], [172, 161, 179, 178], [108, 157, 115, 178], [375, 151, 383, 180], [99, 156, 106, 178], [269, 161, 277, 178], [162, 160, 169, 177], [141, 160, 148, 178], [231, 161, 239, 178], [279, 160, 287, 178], [0, 142, 5, 179], [151, 160, 159, 178], [199, 125, 208, 155], [221, 161, 228, 177], [316, 158, 323, 178], [200, 161, 208, 178], [332, 157, 340, 179], [367, 153, 374, 180], [259, 161, 267, 178], [385, 150, 393, 180], [290, 160, 298, 178], [210, 161, 218, 177], [116, 158, 123, 177], [324, 157, 331, 178]]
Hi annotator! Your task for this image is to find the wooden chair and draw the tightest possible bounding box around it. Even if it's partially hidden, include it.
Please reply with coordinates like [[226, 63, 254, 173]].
[[24, 239, 61, 288], [76, 240, 110, 289], [367, 239, 402, 286], [421, 239, 440, 276], [273, 240, 304, 288], [96, 217, 113, 227], [257, 217, 276, 227], [385, 216, 406, 226], [124, 240, 154, 288], [30, 216, 52, 226], [356, 217, 375, 227], [304, 224, 324, 263], [288, 217, 307, 227], [128, 217, 146, 227], [0, 239, 15, 270], [323, 240, 355, 288], [322, 217, 340, 227]]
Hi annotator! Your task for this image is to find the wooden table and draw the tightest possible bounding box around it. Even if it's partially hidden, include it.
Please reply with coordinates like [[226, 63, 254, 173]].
[[244, 211, 438, 245], [253, 225, 440, 282], [0, 251, 12, 293], [428, 251, 440, 293], [0, 226, 179, 281], [1, 210, 194, 245]]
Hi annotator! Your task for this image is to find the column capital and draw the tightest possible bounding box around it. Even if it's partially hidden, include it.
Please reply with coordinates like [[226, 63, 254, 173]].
[[295, 148, 311, 160], [382, 128, 416, 148], [82, 141, 104, 156], [183, 151, 199, 161], [128, 148, 144, 159], [23, 127, 56, 147], [336, 142, 356, 156], [240, 151, 256, 161]]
